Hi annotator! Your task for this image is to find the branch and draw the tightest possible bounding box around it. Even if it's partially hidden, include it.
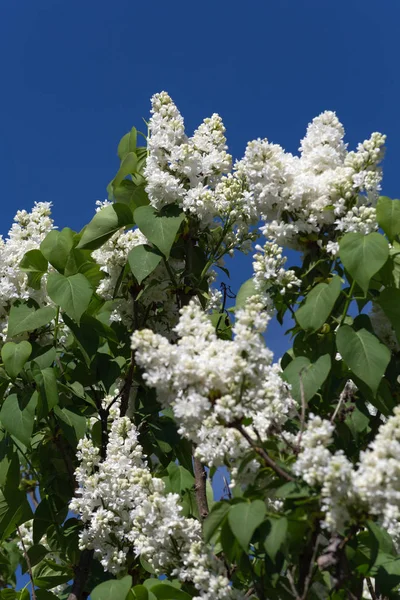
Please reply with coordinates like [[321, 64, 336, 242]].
[[331, 380, 355, 423], [120, 349, 135, 417], [17, 525, 37, 600], [193, 454, 209, 519], [67, 548, 93, 600], [235, 424, 293, 482]]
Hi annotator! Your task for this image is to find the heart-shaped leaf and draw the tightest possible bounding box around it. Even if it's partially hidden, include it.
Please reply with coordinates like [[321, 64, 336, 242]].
[[47, 273, 93, 323], [283, 354, 331, 403], [128, 244, 162, 284], [1, 341, 32, 379], [134, 205, 185, 258], [339, 232, 389, 293]]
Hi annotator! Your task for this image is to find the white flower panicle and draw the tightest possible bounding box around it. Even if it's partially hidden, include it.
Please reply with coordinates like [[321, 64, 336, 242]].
[[71, 413, 240, 599], [131, 297, 295, 469], [253, 241, 301, 294], [354, 406, 400, 538], [0, 202, 54, 337]]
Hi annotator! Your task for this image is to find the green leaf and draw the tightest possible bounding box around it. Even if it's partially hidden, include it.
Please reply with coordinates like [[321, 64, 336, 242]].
[[114, 152, 138, 187], [336, 326, 390, 396], [47, 273, 93, 323], [117, 127, 137, 160], [33, 367, 59, 418], [295, 276, 341, 332], [54, 407, 86, 442], [1, 341, 32, 379], [35, 591, 60, 600], [0, 393, 37, 446], [203, 501, 231, 543], [7, 304, 56, 338], [376, 287, 400, 343], [339, 232, 389, 293], [32, 499, 53, 544], [134, 205, 185, 258], [114, 181, 149, 210], [19, 250, 48, 290], [228, 500, 266, 550], [91, 575, 132, 600], [167, 463, 194, 494], [376, 196, 400, 242], [282, 354, 331, 403], [40, 228, 75, 273], [150, 583, 191, 600], [264, 517, 288, 560], [77, 203, 134, 251], [235, 278, 258, 311], [128, 244, 163, 284], [131, 586, 149, 600]]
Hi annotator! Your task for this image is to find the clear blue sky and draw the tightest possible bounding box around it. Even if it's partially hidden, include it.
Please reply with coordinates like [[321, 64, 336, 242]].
[[1, 0, 399, 357]]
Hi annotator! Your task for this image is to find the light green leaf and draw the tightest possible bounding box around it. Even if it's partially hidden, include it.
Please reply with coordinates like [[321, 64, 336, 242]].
[[0, 393, 37, 446], [228, 500, 266, 550], [128, 244, 162, 284], [114, 152, 138, 188], [296, 276, 341, 332], [77, 203, 134, 251], [91, 575, 132, 600], [117, 127, 137, 160], [336, 326, 390, 396], [167, 463, 194, 494], [1, 341, 32, 379], [150, 583, 191, 600], [134, 205, 185, 258], [235, 278, 258, 311], [47, 273, 93, 323], [376, 287, 400, 343], [376, 196, 400, 242], [19, 250, 48, 290], [282, 354, 331, 403], [40, 228, 75, 273], [339, 232, 389, 293], [114, 181, 149, 210], [7, 304, 56, 338], [203, 502, 231, 543], [264, 517, 288, 560]]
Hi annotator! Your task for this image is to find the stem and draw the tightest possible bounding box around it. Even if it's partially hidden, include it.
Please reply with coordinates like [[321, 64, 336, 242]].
[[200, 220, 231, 282], [339, 280, 356, 326], [53, 306, 60, 347], [366, 578, 377, 600], [17, 525, 37, 600], [67, 549, 93, 600], [235, 424, 293, 482], [193, 454, 209, 519]]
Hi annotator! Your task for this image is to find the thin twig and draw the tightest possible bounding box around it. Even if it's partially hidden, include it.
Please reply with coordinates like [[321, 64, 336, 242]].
[[193, 454, 209, 519], [17, 525, 37, 600], [366, 578, 377, 600], [235, 424, 293, 482], [287, 567, 300, 600], [331, 380, 354, 423], [299, 531, 320, 600]]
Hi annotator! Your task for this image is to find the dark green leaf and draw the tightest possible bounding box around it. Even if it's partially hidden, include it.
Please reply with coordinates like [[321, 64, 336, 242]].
[[296, 276, 341, 332], [128, 244, 163, 284], [91, 575, 132, 600], [134, 205, 185, 258], [203, 501, 231, 543], [19, 250, 48, 290], [228, 500, 266, 550], [339, 232, 389, 293], [336, 326, 390, 396], [282, 354, 331, 403], [150, 583, 191, 600], [0, 393, 37, 446], [40, 228, 75, 273], [8, 304, 56, 338], [33, 367, 59, 418], [264, 517, 288, 560], [376, 196, 400, 242], [77, 203, 134, 251], [47, 273, 93, 323], [376, 287, 400, 343], [1, 341, 32, 379]]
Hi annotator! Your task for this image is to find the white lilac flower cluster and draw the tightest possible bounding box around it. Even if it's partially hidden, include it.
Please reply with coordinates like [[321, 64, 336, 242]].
[[131, 296, 295, 470], [294, 407, 400, 538], [71, 413, 241, 600], [144, 93, 385, 256], [237, 112, 385, 252], [0, 202, 54, 338], [253, 241, 301, 295]]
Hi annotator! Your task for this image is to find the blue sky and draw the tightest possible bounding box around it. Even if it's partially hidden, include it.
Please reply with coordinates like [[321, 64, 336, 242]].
[[1, 0, 399, 357]]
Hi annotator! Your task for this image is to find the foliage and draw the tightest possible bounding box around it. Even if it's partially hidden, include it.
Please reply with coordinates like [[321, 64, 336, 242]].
[[0, 92, 398, 600]]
